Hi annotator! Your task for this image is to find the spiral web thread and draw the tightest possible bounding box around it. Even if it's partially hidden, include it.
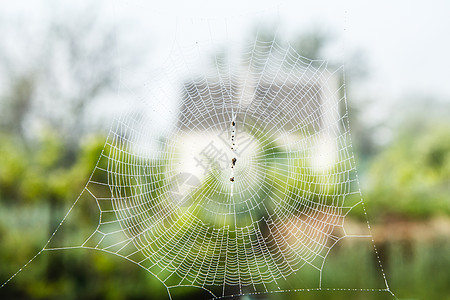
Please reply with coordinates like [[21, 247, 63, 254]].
[[2, 35, 396, 299]]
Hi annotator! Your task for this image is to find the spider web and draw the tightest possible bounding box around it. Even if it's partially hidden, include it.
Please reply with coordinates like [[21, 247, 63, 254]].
[[2, 32, 396, 299]]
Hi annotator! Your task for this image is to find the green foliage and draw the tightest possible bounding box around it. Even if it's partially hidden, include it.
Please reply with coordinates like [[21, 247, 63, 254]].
[[1, 121, 449, 298], [365, 123, 450, 220], [0, 131, 171, 300], [0, 131, 105, 205]]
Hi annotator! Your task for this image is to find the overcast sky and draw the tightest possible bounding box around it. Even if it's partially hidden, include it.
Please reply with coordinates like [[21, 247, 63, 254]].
[[109, 0, 450, 100], [3, 0, 450, 121]]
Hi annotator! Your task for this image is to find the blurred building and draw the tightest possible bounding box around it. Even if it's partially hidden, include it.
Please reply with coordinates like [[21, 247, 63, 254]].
[[174, 68, 341, 179]]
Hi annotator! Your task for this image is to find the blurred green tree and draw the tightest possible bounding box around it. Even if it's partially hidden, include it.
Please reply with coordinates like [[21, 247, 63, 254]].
[[365, 113, 450, 220], [0, 6, 137, 298]]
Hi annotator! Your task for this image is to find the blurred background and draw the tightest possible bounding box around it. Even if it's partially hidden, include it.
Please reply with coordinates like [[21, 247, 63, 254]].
[[0, 0, 449, 299]]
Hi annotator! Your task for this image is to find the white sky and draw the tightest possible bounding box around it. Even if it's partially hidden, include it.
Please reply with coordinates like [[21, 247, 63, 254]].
[[110, 0, 450, 100], [3, 0, 450, 111]]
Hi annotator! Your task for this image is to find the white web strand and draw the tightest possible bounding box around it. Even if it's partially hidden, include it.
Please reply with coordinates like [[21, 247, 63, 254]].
[[2, 32, 396, 300]]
